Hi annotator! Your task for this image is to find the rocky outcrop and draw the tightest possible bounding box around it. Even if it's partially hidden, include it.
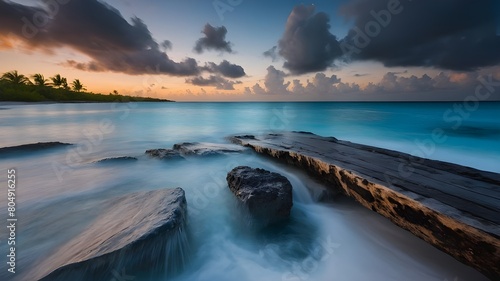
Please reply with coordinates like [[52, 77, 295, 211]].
[[0, 142, 72, 155], [231, 132, 500, 280], [226, 166, 293, 225], [28, 188, 189, 281], [146, 142, 246, 159]]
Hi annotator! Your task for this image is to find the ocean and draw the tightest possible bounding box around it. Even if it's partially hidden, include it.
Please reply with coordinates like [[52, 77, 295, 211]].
[[0, 101, 498, 281]]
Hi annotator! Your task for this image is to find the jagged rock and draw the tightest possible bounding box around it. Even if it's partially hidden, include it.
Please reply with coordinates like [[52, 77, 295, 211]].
[[0, 142, 72, 155], [28, 188, 189, 281], [94, 156, 138, 164], [226, 166, 293, 224]]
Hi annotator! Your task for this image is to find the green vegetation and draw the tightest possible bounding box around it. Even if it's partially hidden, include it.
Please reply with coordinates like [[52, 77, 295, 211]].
[[32, 74, 48, 87], [2, 71, 31, 85], [0, 70, 172, 103]]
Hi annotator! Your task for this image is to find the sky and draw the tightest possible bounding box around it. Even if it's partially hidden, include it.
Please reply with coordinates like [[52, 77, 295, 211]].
[[1, 0, 500, 101]]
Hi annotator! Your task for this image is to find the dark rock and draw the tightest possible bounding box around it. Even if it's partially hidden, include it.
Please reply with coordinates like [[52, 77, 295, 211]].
[[226, 166, 293, 224], [292, 131, 315, 135], [147, 142, 246, 160], [94, 156, 138, 164], [0, 142, 72, 155], [173, 142, 246, 156], [145, 148, 182, 160], [30, 188, 189, 281], [233, 135, 256, 140]]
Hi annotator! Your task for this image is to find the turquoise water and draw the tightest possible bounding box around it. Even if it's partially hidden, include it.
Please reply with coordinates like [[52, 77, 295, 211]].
[[2, 102, 498, 172], [0, 102, 497, 281]]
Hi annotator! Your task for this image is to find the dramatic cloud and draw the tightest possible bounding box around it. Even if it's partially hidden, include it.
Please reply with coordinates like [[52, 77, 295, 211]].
[[194, 24, 233, 53], [186, 75, 241, 90], [246, 65, 500, 101], [0, 0, 200, 76], [204, 60, 245, 78], [339, 0, 500, 71], [0, 1, 45, 38], [278, 5, 343, 74], [271, 2, 500, 74]]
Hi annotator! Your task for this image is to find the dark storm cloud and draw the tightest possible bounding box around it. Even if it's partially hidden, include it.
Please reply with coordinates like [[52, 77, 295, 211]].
[[0, 0, 46, 36], [274, 2, 500, 74], [496, 0, 500, 36], [340, 0, 500, 71], [278, 5, 343, 74], [186, 75, 241, 90], [204, 60, 246, 78], [194, 24, 233, 54], [0, 0, 200, 76]]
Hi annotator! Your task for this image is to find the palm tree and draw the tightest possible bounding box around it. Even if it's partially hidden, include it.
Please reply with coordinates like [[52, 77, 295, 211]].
[[50, 74, 62, 87], [72, 79, 86, 92], [50, 74, 71, 90], [1, 70, 31, 85], [32, 73, 48, 86], [61, 77, 69, 90]]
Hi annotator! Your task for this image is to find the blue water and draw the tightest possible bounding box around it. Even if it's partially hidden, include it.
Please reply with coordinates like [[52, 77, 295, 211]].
[[0, 102, 497, 281]]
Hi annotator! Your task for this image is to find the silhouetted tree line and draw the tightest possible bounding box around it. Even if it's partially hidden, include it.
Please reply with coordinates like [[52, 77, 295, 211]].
[[0, 70, 171, 102]]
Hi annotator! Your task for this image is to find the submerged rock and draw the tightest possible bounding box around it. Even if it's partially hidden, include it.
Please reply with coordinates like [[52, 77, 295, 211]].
[[94, 156, 138, 164], [226, 166, 293, 225], [145, 148, 183, 159], [173, 142, 246, 156], [0, 142, 72, 155], [30, 188, 189, 281], [146, 142, 246, 159], [231, 135, 256, 140]]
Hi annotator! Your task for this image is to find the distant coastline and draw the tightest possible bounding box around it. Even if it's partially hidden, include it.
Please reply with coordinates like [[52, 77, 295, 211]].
[[0, 83, 173, 103], [0, 71, 173, 103]]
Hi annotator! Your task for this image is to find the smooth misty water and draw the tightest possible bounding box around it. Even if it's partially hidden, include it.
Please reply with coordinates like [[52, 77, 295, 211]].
[[0, 102, 498, 281]]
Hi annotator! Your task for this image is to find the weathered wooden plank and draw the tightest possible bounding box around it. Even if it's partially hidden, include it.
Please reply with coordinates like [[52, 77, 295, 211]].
[[253, 137, 500, 215], [231, 132, 500, 281]]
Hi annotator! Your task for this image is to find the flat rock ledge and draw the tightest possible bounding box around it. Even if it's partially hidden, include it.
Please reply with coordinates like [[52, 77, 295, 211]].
[[29, 188, 189, 281], [231, 132, 500, 280], [146, 142, 246, 159], [226, 166, 293, 225]]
